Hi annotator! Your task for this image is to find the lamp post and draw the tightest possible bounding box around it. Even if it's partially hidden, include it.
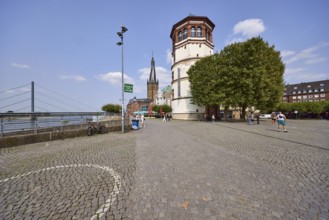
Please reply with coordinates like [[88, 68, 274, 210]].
[[117, 25, 128, 134]]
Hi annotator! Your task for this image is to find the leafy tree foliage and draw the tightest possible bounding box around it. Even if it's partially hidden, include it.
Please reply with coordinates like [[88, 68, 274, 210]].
[[101, 103, 121, 113], [275, 101, 329, 118], [187, 37, 285, 120], [152, 104, 172, 113]]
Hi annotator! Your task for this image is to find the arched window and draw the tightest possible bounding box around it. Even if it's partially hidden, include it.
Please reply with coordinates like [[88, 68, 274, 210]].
[[178, 31, 183, 41], [183, 29, 188, 39], [197, 27, 202, 37], [191, 26, 196, 37]]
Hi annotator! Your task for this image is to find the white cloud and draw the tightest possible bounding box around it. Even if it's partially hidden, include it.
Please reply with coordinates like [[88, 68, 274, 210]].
[[233, 19, 266, 38], [284, 67, 329, 84], [11, 63, 30, 69], [138, 66, 171, 88], [284, 42, 329, 64], [285, 71, 328, 84], [166, 49, 172, 64], [60, 75, 86, 82], [4, 90, 15, 94], [280, 50, 295, 58], [306, 57, 327, 64], [285, 68, 305, 75], [97, 72, 135, 86], [225, 19, 265, 45]]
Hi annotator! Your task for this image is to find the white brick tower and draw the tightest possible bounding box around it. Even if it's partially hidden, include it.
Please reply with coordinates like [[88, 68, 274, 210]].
[[170, 16, 215, 120]]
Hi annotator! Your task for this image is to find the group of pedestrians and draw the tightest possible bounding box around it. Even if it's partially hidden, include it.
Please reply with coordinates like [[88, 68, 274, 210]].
[[246, 111, 288, 133], [271, 111, 288, 133], [162, 113, 171, 122]]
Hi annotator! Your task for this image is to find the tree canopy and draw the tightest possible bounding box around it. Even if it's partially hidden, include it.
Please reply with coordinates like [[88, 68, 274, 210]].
[[152, 104, 172, 113], [101, 103, 121, 113], [187, 37, 285, 120]]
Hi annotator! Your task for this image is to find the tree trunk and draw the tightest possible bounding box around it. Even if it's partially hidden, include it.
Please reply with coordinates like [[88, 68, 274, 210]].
[[223, 106, 229, 121], [241, 106, 247, 121]]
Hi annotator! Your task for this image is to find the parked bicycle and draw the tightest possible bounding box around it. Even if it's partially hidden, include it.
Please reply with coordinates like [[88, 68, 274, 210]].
[[87, 119, 108, 136]]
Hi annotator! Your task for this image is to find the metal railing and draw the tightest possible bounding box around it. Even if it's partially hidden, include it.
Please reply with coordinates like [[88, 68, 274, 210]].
[[0, 112, 128, 138]]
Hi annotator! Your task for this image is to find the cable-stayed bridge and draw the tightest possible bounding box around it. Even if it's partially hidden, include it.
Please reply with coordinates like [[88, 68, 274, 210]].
[[0, 82, 117, 137], [0, 81, 97, 113]]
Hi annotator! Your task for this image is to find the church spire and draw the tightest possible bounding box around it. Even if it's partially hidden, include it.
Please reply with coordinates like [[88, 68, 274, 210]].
[[148, 55, 157, 83], [147, 54, 159, 101]]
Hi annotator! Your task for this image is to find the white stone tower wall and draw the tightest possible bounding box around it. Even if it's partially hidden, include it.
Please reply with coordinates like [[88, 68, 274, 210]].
[[170, 16, 215, 120]]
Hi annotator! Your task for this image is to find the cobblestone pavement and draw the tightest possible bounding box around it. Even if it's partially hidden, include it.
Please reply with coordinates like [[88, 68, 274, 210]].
[[126, 119, 329, 220], [0, 132, 136, 220], [1, 119, 329, 219]]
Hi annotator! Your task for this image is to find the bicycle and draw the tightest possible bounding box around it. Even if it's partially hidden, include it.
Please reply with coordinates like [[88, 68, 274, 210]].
[[87, 120, 108, 136]]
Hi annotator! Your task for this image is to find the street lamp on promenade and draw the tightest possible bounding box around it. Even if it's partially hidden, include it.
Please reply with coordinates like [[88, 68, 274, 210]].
[[117, 25, 128, 134]]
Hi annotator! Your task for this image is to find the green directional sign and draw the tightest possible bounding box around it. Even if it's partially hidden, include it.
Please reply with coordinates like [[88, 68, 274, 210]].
[[124, 83, 133, 93]]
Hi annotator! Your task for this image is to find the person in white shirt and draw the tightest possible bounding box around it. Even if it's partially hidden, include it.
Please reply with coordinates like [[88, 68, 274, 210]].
[[141, 114, 145, 127], [276, 111, 288, 133]]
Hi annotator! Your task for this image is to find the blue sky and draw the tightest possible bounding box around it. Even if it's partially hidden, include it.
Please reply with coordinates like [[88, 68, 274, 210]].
[[1, 0, 329, 112]]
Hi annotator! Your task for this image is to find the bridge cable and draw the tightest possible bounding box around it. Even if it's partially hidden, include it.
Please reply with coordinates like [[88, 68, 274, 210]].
[[1, 98, 31, 109], [36, 83, 95, 110], [0, 91, 30, 102], [0, 83, 30, 94]]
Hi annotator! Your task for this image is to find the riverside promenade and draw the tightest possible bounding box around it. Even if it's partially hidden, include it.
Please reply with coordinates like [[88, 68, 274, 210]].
[[0, 119, 328, 219]]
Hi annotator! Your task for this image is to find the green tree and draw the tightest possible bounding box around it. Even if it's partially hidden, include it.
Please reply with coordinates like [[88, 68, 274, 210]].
[[188, 37, 285, 120], [101, 104, 121, 113], [152, 105, 172, 114], [161, 104, 172, 113], [152, 105, 160, 113], [216, 42, 252, 119], [226, 37, 285, 118], [188, 55, 221, 107], [311, 102, 324, 118]]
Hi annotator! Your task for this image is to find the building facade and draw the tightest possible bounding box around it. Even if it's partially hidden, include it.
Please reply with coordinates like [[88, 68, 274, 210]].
[[126, 97, 152, 116], [155, 85, 173, 106], [282, 80, 329, 103], [170, 16, 215, 120], [147, 56, 159, 102]]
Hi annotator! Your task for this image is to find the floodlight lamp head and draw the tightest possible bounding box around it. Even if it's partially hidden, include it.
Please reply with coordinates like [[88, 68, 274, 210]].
[[121, 26, 128, 33], [117, 42, 123, 46], [117, 32, 123, 37]]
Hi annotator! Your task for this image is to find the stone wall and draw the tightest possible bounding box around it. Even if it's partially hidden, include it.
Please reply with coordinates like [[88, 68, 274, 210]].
[[0, 123, 131, 149]]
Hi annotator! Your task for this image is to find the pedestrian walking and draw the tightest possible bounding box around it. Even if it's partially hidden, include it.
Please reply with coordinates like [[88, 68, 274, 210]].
[[162, 113, 166, 122], [248, 113, 254, 125], [276, 111, 288, 132], [212, 114, 215, 124], [141, 114, 145, 127], [271, 112, 277, 126]]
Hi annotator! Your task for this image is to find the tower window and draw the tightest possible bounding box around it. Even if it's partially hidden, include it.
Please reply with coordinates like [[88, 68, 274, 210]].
[[183, 29, 188, 39], [197, 27, 202, 37], [191, 26, 196, 37], [178, 31, 183, 41]]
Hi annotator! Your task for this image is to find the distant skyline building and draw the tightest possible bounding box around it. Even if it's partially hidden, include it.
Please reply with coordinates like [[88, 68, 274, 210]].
[[170, 15, 215, 120], [147, 56, 159, 102], [283, 80, 329, 103]]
